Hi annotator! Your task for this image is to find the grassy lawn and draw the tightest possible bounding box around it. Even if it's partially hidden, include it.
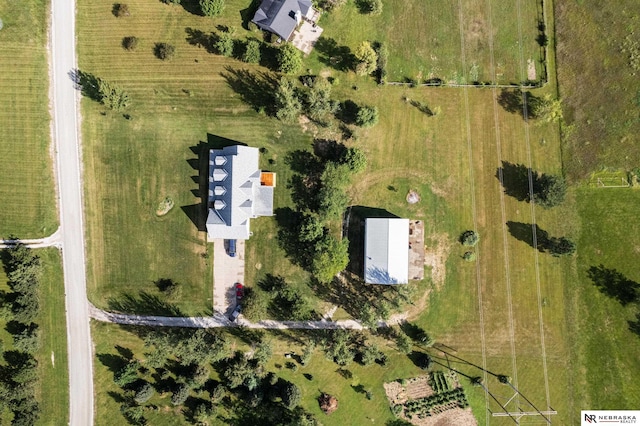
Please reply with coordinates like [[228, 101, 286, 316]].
[[0, 0, 57, 238], [556, 0, 640, 180], [571, 189, 640, 410], [0, 248, 69, 425], [312, 0, 543, 83]]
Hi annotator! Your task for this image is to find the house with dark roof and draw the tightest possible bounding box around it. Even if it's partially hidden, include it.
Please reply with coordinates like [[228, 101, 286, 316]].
[[252, 0, 314, 41], [206, 145, 276, 240]]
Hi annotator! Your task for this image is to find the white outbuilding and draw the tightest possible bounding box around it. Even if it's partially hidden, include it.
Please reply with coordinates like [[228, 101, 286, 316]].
[[364, 218, 410, 285]]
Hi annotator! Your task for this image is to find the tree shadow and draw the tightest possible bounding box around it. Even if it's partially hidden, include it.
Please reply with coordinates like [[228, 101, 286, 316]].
[[587, 265, 639, 306], [312, 139, 348, 163], [220, 67, 279, 114], [107, 291, 185, 316], [68, 69, 101, 103], [162, 0, 202, 16], [496, 161, 532, 202], [336, 100, 359, 124], [314, 37, 354, 72], [629, 312, 640, 337], [506, 221, 548, 252], [497, 89, 523, 114], [274, 207, 314, 270], [407, 351, 432, 370], [97, 352, 129, 375], [185, 27, 216, 53]]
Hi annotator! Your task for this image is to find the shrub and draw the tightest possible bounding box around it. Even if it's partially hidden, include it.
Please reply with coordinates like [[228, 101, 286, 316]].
[[171, 383, 190, 406], [354, 41, 377, 76], [355, 105, 379, 127], [113, 3, 130, 17], [317, 0, 346, 12], [357, 0, 382, 15], [463, 251, 476, 262], [134, 382, 154, 404], [200, 0, 224, 17], [122, 36, 138, 51], [282, 382, 302, 409], [277, 44, 303, 74], [243, 39, 262, 63], [97, 79, 130, 111], [460, 230, 479, 247], [215, 32, 234, 57], [154, 42, 175, 60]]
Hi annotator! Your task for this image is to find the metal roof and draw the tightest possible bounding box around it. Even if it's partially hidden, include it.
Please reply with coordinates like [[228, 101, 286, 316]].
[[206, 146, 275, 240], [364, 218, 410, 284]]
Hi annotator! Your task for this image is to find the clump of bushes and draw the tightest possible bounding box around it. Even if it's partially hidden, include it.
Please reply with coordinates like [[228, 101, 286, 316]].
[[460, 230, 479, 247], [122, 36, 138, 51], [154, 42, 175, 60]]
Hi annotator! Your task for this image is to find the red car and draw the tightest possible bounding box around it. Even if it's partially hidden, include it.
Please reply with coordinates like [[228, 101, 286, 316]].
[[235, 283, 244, 301]]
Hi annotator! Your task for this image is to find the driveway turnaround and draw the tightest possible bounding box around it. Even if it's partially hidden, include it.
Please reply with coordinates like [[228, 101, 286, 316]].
[[212, 239, 245, 315], [50, 0, 94, 424]]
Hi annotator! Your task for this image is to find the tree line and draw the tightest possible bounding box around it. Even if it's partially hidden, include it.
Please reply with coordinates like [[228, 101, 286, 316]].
[[0, 243, 44, 425]]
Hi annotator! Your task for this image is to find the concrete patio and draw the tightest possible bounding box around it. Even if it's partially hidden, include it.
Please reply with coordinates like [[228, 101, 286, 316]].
[[291, 20, 323, 55]]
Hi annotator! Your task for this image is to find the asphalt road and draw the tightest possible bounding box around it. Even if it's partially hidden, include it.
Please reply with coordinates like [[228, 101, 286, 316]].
[[50, 0, 94, 424]]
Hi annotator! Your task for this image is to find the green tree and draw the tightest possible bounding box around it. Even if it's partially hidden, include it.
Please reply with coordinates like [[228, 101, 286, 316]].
[[275, 77, 302, 122], [460, 230, 479, 247], [317, 0, 346, 11], [243, 39, 262, 63], [282, 382, 302, 409], [354, 41, 377, 76], [171, 383, 190, 406], [97, 79, 130, 111], [277, 44, 303, 74], [241, 287, 269, 321], [300, 342, 315, 365], [533, 173, 566, 208], [355, 105, 379, 127], [200, 0, 224, 16], [340, 147, 367, 173], [358, 0, 382, 15], [211, 384, 226, 403], [134, 381, 154, 404], [253, 341, 273, 366], [161, 0, 181, 3], [360, 344, 380, 366], [299, 214, 324, 242], [215, 32, 234, 57], [306, 78, 338, 123], [546, 236, 576, 257], [530, 94, 563, 123], [311, 234, 349, 283], [13, 325, 40, 354], [396, 332, 412, 354], [114, 360, 139, 387]]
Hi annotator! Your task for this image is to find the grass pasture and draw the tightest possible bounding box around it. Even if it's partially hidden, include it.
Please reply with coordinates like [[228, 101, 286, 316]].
[[0, 0, 57, 238], [313, 0, 544, 84], [556, 0, 640, 180]]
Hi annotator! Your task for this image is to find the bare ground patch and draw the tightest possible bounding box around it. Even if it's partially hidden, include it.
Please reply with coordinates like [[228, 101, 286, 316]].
[[424, 232, 451, 290]]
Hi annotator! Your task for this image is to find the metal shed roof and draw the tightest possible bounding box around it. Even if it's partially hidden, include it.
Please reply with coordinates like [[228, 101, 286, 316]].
[[364, 218, 410, 284]]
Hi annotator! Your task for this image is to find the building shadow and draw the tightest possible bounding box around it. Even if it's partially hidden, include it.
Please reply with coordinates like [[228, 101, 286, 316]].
[[345, 206, 399, 276], [240, 0, 262, 29]]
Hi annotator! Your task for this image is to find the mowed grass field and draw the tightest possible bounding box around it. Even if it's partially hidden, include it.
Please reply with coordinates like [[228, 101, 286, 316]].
[[77, 0, 317, 315], [0, 0, 57, 238], [0, 248, 69, 425], [313, 0, 543, 83], [76, 0, 638, 424], [572, 189, 640, 409]]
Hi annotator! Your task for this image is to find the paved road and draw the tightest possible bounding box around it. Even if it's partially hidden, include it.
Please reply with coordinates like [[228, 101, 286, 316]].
[[0, 228, 62, 249], [89, 303, 365, 330], [50, 0, 94, 424]]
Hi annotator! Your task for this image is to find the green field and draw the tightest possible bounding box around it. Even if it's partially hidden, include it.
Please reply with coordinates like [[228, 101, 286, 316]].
[[556, 0, 640, 180], [312, 0, 544, 83], [76, 0, 640, 424], [0, 248, 69, 425], [0, 0, 57, 238]]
